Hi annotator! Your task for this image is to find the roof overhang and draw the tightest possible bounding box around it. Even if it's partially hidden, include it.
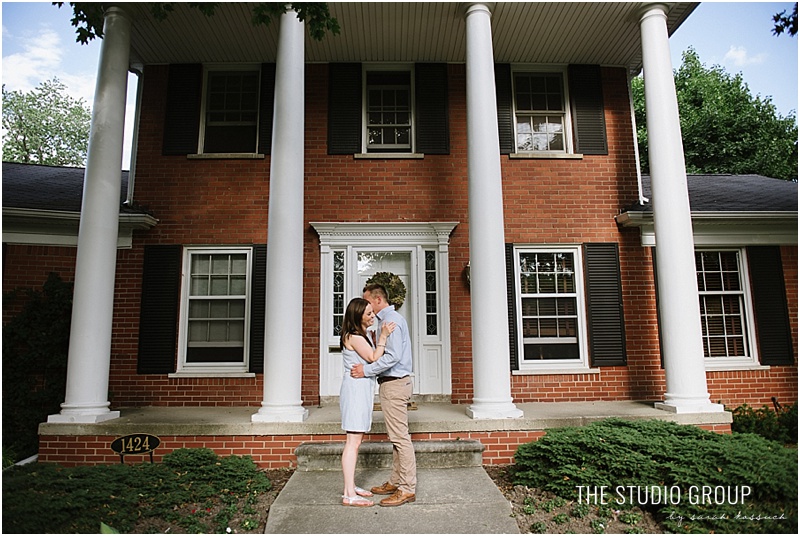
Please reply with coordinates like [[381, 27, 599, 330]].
[[2, 208, 159, 249], [124, 2, 697, 72], [616, 211, 799, 246]]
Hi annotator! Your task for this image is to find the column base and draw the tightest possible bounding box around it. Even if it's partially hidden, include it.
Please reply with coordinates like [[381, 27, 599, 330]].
[[251, 404, 309, 423], [47, 410, 121, 424], [466, 401, 524, 420], [655, 401, 725, 414]]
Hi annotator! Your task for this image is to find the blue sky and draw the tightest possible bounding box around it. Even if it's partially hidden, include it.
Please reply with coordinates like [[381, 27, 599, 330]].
[[2, 1, 798, 170]]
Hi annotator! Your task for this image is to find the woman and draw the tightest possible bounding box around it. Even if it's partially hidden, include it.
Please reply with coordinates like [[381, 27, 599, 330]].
[[339, 297, 396, 507]]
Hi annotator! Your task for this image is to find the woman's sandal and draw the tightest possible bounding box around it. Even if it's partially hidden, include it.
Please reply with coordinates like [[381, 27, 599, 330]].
[[342, 495, 374, 507], [355, 486, 373, 497]]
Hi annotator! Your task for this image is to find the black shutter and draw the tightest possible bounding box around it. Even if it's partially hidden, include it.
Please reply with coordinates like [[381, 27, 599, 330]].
[[651, 247, 665, 368], [249, 245, 267, 373], [748, 246, 794, 365], [505, 244, 520, 370], [568, 65, 608, 155], [328, 63, 362, 154], [257, 64, 276, 155], [495, 63, 514, 155], [414, 63, 450, 154], [162, 64, 202, 155], [138, 245, 182, 373], [584, 243, 627, 366]]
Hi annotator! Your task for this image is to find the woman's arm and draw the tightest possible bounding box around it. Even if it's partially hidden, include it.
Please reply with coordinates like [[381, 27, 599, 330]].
[[349, 323, 396, 363]]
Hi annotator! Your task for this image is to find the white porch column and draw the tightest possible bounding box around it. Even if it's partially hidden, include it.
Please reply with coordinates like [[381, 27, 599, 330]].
[[48, 6, 131, 423], [638, 4, 723, 414], [252, 9, 308, 422], [463, 3, 523, 420]]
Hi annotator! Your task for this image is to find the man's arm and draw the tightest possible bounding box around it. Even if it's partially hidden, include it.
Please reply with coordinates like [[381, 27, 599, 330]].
[[363, 324, 403, 376]]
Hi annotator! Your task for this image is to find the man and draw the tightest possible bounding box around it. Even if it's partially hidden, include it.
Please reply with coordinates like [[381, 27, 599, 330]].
[[350, 283, 417, 507]]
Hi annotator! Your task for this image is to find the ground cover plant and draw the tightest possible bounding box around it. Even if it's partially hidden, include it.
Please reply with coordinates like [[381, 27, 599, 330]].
[[511, 418, 797, 533], [2, 448, 278, 534], [731, 401, 797, 445]]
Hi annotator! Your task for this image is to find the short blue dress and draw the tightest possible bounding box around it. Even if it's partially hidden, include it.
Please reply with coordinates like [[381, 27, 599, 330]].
[[340, 334, 375, 432]]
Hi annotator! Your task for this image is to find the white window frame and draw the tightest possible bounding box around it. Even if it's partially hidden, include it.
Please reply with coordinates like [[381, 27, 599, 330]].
[[513, 245, 590, 373], [511, 66, 574, 155], [197, 64, 261, 155], [696, 248, 760, 370], [362, 64, 415, 154], [173, 246, 253, 376]]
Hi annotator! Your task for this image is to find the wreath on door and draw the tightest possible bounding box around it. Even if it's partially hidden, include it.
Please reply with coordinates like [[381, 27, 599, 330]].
[[366, 272, 406, 311]]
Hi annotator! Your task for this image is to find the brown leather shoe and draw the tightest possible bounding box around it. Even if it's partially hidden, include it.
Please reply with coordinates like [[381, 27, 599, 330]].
[[370, 481, 399, 495], [379, 490, 416, 507]]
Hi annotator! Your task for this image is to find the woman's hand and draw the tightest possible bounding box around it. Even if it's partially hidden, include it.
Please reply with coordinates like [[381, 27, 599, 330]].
[[380, 322, 396, 339]]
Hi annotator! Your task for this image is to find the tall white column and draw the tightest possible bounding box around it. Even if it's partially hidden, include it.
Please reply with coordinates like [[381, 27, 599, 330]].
[[48, 6, 131, 423], [639, 4, 723, 414], [463, 3, 523, 420], [253, 9, 308, 422]]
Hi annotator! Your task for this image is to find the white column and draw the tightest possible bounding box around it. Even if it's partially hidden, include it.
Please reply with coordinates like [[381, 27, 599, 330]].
[[463, 3, 523, 420], [48, 6, 131, 423], [639, 4, 723, 414], [252, 9, 308, 422]]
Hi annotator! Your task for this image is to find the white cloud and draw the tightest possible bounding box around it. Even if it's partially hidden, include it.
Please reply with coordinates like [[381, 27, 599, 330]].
[[2, 27, 64, 91], [723, 45, 767, 67]]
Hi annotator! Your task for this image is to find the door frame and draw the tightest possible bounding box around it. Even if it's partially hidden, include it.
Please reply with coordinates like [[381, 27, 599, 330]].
[[311, 222, 458, 401]]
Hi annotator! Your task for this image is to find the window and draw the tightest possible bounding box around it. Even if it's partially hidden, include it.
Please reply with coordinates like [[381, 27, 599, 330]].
[[178, 247, 253, 372], [201, 68, 260, 153], [365, 69, 413, 153], [515, 247, 588, 369], [513, 70, 571, 154], [695, 249, 757, 366]]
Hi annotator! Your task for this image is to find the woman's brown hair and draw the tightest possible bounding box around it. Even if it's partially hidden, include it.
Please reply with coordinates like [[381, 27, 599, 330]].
[[340, 297, 371, 350]]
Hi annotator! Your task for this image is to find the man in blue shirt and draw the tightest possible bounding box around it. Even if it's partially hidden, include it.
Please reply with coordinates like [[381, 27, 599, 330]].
[[350, 283, 417, 506]]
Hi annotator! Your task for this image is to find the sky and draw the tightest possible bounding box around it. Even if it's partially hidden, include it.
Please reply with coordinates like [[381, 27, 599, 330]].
[[1, 1, 798, 171]]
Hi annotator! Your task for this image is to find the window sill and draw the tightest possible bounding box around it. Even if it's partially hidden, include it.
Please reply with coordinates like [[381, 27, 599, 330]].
[[169, 371, 257, 379], [704, 363, 770, 372], [354, 153, 424, 159], [513, 367, 601, 376], [187, 153, 265, 160], [509, 152, 583, 160]]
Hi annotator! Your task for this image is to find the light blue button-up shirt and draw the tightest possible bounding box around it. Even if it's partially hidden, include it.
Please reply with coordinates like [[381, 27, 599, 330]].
[[363, 305, 413, 379]]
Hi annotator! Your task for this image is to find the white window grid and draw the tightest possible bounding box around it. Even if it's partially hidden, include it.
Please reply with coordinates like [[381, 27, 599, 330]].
[[512, 67, 573, 154], [362, 65, 415, 153]]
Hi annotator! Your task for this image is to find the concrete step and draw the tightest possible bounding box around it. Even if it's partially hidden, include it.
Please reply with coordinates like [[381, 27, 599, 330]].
[[295, 440, 484, 471]]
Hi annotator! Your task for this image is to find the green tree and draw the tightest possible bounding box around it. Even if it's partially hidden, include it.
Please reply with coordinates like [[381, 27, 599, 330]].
[[2, 78, 91, 167], [633, 48, 798, 181], [54, 2, 340, 43]]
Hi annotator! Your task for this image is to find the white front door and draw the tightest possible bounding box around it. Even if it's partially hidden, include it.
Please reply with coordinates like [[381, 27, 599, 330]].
[[312, 222, 457, 402]]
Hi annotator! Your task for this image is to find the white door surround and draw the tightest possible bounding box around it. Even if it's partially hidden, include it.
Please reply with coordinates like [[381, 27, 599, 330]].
[[311, 222, 458, 403]]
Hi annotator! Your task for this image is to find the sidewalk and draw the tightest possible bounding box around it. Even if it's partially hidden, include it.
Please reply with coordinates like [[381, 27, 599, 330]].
[[264, 466, 520, 534]]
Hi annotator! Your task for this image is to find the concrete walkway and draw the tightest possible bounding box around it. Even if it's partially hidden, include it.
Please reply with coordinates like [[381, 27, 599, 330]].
[[265, 466, 519, 534]]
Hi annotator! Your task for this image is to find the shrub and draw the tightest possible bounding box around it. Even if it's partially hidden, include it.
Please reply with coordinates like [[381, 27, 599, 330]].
[[732, 402, 797, 444], [512, 418, 797, 534], [2, 449, 272, 534], [2, 273, 72, 461]]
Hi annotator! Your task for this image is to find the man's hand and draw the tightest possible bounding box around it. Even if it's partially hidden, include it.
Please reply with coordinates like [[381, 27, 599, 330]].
[[351, 363, 365, 378]]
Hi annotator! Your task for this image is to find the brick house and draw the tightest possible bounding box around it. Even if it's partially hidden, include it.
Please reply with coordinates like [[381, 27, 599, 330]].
[[3, 2, 797, 466]]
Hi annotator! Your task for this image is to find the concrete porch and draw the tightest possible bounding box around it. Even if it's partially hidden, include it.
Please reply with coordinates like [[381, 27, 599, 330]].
[[38, 401, 732, 468]]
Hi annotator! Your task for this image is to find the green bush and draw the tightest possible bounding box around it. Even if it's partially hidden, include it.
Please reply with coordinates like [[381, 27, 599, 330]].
[[512, 418, 797, 534], [2, 273, 72, 461], [732, 402, 797, 444], [2, 448, 272, 534]]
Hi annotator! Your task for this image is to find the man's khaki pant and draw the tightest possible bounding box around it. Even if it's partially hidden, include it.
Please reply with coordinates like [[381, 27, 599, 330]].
[[379, 377, 417, 494]]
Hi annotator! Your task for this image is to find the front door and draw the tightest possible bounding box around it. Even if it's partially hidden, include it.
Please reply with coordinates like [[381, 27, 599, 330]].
[[313, 222, 457, 402]]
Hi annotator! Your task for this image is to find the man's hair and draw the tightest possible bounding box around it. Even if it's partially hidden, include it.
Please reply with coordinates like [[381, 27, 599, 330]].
[[363, 283, 389, 302]]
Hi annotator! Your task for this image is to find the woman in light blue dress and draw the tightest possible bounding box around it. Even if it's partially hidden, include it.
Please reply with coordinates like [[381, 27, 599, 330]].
[[339, 297, 395, 507]]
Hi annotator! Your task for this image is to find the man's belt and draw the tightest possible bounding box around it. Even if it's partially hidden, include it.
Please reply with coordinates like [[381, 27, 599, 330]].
[[378, 375, 408, 384]]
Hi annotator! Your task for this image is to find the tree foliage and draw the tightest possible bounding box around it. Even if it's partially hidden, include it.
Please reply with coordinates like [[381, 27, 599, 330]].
[[54, 2, 340, 43], [773, 2, 798, 37], [633, 48, 798, 181], [2, 78, 91, 167]]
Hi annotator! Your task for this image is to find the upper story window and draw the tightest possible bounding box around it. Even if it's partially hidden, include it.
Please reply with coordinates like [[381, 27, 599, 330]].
[[513, 70, 572, 154], [200, 67, 260, 154], [695, 249, 758, 368], [365, 69, 413, 153]]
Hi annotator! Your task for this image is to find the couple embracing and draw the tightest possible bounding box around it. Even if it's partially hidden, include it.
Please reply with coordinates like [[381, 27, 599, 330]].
[[338, 283, 417, 508]]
